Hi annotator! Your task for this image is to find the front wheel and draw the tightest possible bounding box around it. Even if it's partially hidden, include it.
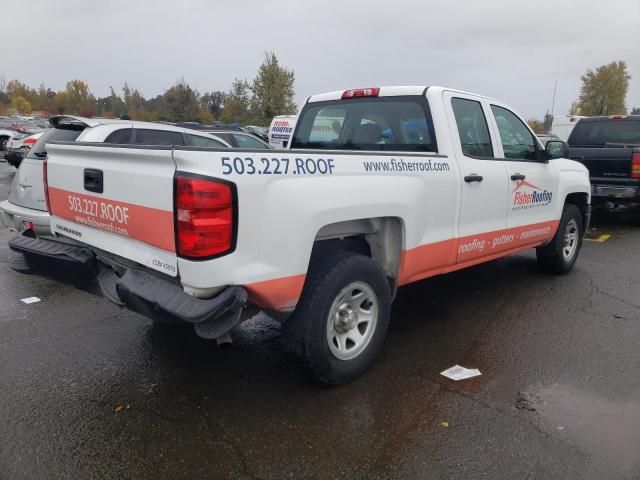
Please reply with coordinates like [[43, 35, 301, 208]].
[[536, 203, 583, 274], [283, 251, 391, 385], [0, 137, 8, 151]]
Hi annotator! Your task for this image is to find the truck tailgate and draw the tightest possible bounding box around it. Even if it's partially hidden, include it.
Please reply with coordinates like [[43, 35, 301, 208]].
[[569, 147, 633, 179], [46, 143, 178, 276]]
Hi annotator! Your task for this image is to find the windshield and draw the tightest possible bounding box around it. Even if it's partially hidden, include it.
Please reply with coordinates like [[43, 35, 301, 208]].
[[26, 126, 85, 160], [291, 96, 437, 152], [568, 119, 640, 146]]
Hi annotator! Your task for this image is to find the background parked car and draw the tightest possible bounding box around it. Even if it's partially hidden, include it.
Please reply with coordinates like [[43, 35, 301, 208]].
[[202, 129, 270, 149], [244, 125, 269, 141], [0, 128, 18, 151], [0, 118, 45, 151], [0, 115, 231, 237], [4, 131, 46, 168], [177, 123, 271, 149], [567, 115, 640, 205]]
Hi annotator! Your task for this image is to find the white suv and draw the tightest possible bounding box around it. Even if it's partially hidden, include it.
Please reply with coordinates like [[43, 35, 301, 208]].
[[0, 115, 230, 236]]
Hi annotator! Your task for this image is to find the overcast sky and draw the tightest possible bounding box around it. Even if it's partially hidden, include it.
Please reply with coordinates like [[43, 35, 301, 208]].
[[2, 0, 639, 120]]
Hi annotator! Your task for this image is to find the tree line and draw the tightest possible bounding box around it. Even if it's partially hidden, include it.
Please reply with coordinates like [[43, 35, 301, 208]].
[[0, 52, 297, 126], [527, 60, 638, 133]]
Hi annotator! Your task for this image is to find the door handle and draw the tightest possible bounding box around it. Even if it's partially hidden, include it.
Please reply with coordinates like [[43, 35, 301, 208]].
[[84, 168, 104, 194], [510, 173, 525, 181], [464, 174, 483, 183]]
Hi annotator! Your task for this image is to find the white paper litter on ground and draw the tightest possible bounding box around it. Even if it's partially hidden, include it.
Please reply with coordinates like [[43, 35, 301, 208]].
[[20, 297, 41, 304], [440, 365, 482, 381]]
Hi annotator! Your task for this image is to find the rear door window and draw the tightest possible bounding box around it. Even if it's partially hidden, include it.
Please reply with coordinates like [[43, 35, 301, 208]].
[[133, 129, 184, 146], [26, 127, 85, 160], [292, 96, 437, 152], [451, 98, 494, 158]]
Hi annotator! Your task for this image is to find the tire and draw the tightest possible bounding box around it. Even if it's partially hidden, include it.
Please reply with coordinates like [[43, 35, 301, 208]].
[[536, 203, 583, 274], [0, 137, 8, 151], [283, 250, 391, 385]]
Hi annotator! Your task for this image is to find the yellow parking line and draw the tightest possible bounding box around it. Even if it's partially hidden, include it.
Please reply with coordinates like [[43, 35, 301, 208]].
[[585, 234, 611, 243]]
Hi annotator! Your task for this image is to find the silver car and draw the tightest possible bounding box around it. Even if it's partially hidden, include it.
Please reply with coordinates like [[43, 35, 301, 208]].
[[0, 115, 231, 236]]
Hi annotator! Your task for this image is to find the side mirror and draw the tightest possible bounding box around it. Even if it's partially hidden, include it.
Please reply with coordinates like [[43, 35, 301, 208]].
[[545, 140, 569, 159]]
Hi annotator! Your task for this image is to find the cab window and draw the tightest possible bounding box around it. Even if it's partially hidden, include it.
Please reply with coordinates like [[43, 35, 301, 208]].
[[292, 97, 436, 152], [451, 98, 493, 158], [490, 105, 537, 160]]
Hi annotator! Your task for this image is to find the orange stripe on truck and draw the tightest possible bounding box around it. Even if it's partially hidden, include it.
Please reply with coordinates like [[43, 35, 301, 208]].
[[399, 220, 559, 285], [246, 220, 560, 310], [246, 274, 307, 310], [48, 187, 176, 253]]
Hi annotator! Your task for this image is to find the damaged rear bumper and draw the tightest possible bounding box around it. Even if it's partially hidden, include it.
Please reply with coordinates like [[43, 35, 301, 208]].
[[9, 235, 247, 339]]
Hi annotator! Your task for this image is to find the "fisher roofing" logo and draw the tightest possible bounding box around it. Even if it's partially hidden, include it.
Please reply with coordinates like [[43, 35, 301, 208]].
[[512, 180, 553, 210]]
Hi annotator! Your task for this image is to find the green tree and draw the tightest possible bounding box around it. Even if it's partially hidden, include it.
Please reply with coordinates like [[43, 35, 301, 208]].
[[631, 107, 640, 115], [568, 101, 580, 116], [200, 90, 227, 120], [542, 112, 553, 133], [55, 80, 96, 116], [6, 80, 33, 99], [161, 80, 201, 122], [11, 95, 31, 114], [109, 86, 126, 116], [576, 61, 630, 116], [6, 80, 38, 112], [220, 79, 251, 124], [249, 52, 297, 125]]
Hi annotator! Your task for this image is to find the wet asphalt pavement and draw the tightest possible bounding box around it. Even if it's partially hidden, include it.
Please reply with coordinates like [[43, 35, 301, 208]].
[[0, 158, 639, 480]]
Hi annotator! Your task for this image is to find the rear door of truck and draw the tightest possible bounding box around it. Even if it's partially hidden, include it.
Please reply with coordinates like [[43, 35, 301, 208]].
[[46, 142, 179, 276]]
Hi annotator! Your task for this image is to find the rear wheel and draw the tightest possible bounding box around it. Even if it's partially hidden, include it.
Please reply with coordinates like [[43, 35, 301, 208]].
[[536, 203, 583, 274], [0, 137, 8, 151], [283, 250, 391, 385]]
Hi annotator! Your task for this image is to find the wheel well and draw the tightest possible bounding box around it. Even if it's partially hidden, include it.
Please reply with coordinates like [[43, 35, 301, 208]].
[[565, 193, 589, 229], [311, 217, 404, 290]]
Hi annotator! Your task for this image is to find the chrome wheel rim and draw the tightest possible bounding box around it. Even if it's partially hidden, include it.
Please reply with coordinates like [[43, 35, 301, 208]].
[[327, 281, 378, 361], [563, 219, 579, 260]]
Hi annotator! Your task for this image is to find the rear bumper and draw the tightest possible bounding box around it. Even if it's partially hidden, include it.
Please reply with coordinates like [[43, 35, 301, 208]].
[[591, 183, 640, 201], [0, 200, 51, 236], [9, 235, 248, 338]]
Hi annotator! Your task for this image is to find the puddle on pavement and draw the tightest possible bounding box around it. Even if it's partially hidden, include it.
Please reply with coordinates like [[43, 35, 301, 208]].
[[525, 384, 640, 476]]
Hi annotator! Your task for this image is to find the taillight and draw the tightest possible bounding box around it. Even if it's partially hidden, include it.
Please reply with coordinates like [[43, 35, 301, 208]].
[[632, 152, 640, 179], [43, 157, 51, 213], [175, 175, 235, 258], [342, 88, 380, 99]]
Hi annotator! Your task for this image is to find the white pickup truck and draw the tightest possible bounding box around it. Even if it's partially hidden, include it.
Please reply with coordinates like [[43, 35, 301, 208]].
[[10, 86, 591, 384]]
